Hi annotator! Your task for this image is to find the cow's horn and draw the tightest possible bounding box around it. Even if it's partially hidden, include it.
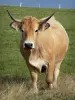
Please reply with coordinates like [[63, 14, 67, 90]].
[[7, 10, 21, 22], [7, 10, 16, 21], [41, 12, 55, 23]]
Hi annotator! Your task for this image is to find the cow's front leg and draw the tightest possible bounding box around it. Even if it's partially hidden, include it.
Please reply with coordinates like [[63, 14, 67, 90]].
[[46, 58, 55, 89], [29, 68, 38, 93]]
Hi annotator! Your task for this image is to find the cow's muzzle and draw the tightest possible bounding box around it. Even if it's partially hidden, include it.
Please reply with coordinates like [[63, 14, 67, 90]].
[[24, 42, 34, 49]]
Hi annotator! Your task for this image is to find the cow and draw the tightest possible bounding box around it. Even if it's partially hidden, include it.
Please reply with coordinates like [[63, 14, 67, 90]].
[[7, 10, 69, 93]]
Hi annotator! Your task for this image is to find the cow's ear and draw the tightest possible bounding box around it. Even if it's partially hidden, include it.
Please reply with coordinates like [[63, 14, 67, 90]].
[[39, 12, 55, 31], [44, 23, 50, 30], [7, 10, 22, 31], [10, 21, 21, 31], [39, 22, 50, 31]]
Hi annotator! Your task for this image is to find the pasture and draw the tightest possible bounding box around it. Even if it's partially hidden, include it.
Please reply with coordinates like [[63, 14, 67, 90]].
[[0, 6, 75, 100]]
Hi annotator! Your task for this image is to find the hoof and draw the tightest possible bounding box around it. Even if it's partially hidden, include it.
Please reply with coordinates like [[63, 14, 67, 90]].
[[49, 83, 53, 89], [47, 83, 53, 89], [52, 82, 57, 89], [47, 83, 57, 89]]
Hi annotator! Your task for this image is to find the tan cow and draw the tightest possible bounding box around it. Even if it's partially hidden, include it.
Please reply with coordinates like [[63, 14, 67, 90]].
[[7, 10, 69, 93]]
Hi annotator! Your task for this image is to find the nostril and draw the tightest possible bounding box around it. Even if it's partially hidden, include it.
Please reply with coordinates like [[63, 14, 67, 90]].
[[24, 43, 33, 48], [30, 43, 33, 47], [24, 43, 27, 47]]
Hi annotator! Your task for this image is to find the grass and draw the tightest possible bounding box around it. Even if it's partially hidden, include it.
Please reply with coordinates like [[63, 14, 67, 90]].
[[0, 74, 75, 100], [0, 6, 75, 100]]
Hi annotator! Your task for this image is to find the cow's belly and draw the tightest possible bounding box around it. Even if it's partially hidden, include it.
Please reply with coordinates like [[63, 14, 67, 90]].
[[54, 33, 69, 63]]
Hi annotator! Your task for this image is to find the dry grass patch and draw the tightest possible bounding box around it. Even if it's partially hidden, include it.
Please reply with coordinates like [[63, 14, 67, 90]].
[[0, 74, 75, 100]]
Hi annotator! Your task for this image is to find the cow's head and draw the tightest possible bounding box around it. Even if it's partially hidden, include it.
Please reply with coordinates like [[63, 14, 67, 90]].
[[7, 10, 55, 49]]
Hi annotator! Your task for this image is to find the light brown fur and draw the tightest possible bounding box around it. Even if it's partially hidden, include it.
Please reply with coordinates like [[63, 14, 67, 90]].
[[9, 15, 69, 92]]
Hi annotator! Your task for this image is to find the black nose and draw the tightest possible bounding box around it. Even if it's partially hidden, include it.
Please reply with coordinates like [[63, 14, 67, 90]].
[[24, 43, 33, 48]]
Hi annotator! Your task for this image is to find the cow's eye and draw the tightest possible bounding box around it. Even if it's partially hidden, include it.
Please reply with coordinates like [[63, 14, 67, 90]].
[[21, 29, 24, 32], [21, 30, 24, 32], [35, 29, 38, 32], [20, 27, 24, 33]]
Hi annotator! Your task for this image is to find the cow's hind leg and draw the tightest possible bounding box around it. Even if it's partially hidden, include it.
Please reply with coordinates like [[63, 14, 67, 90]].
[[46, 58, 55, 89], [52, 61, 62, 88], [29, 68, 38, 93]]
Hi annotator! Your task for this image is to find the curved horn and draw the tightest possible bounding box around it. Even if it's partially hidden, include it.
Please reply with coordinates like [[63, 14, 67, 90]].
[[7, 10, 16, 21], [41, 12, 55, 23], [7, 10, 21, 22]]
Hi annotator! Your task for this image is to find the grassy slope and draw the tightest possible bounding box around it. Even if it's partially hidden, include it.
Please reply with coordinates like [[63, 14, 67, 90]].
[[0, 6, 75, 78]]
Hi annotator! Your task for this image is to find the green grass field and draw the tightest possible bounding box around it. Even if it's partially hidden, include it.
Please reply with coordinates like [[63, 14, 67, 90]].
[[0, 6, 75, 100]]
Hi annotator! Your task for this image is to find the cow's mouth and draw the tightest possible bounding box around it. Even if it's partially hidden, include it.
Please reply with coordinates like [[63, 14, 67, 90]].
[[24, 46, 34, 50], [24, 47, 32, 49]]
